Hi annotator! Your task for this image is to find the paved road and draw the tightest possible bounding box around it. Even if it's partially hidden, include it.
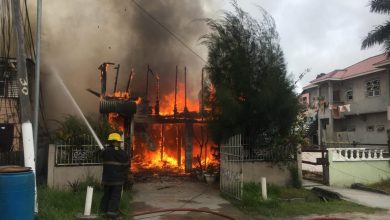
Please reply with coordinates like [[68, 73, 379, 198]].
[[293, 211, 390, 220], [303, 180, 390, 210]]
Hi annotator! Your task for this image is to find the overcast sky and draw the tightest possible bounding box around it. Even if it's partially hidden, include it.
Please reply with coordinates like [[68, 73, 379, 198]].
[[225, 0, 389, 92]]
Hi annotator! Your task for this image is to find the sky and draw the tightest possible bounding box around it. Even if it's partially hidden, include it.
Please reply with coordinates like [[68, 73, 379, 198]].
[[228, 0, 389, 92]]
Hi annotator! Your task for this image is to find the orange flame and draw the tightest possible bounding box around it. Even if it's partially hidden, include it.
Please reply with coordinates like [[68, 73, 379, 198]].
[[159, 83, 199, 115], [135, 97, 142, 105], [104, 82, 220, 173], [131, 124, 218, 172]]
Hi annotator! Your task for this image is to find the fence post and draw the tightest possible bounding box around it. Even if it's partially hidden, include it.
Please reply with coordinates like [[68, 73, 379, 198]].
[[240, 135, 244, 199], [320, 146, 329, 185], [47, 144, 55, 188], [387, 129, 390, 154], [261, 177, 267, 200], [296, 144, 303, 182]]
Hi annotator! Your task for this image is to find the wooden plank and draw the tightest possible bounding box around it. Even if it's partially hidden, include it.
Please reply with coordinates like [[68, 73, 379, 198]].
[[302, 149, 327, 153], [302, 160, 320, 165]]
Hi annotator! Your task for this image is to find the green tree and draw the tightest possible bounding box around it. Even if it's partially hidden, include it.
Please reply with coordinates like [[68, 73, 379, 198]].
[[362, 0, 390, 54], [52, 114, 113, 144], [202, 2, 299, 144]]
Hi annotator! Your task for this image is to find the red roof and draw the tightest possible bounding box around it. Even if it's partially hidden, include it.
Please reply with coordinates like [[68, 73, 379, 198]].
[[309, 53, 388, 84]]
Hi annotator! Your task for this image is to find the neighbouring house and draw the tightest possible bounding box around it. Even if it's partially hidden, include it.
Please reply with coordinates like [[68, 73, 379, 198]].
[[0, 58, 39, 166], [301, 54, 390, 145], [0, 58, 23, 164]]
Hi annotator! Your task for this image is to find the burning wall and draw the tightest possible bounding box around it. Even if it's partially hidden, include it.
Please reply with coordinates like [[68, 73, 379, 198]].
[[132, 123, 217, 173]]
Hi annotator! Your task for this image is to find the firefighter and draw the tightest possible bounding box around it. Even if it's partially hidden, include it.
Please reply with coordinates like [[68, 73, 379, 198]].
[[100, 132, 129, 219]]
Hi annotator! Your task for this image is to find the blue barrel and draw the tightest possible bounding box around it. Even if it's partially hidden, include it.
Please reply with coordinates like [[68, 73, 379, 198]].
[[0, 170, 35, 220]]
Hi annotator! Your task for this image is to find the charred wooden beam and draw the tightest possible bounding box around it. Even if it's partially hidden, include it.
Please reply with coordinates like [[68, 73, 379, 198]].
[[98, 62, 114, 97], [174, 65, 178, 117], [113, 64, 120, 93], [184, 122, 193, 172], [126, 69, 134, 94], [184, 66, 188, 114], [86, 88, 100, 97]]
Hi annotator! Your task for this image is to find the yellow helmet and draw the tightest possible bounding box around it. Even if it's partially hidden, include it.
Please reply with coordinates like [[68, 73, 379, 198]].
[[107, 133, 122, 142]]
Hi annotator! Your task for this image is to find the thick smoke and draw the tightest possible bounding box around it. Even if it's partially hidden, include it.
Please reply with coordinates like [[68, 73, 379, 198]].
[[32, 0, 219, 123]]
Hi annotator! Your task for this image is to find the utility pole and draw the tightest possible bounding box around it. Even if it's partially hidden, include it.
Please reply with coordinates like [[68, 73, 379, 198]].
[[11, 0, 37, 212], [33, 0, 42, 175]]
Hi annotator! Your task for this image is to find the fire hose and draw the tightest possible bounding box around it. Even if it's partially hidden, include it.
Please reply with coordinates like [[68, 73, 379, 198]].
[[120, 208, 236, 220]]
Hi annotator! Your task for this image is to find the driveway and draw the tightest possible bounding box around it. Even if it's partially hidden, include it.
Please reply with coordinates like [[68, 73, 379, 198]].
[[130, 177, 257, 220], [303, 179, 390, 210], [130, 178, 390, 220]]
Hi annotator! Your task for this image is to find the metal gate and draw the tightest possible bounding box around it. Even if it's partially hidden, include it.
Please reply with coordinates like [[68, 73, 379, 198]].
[[301, 147, 328, 184], [220, 134, 243, 200]]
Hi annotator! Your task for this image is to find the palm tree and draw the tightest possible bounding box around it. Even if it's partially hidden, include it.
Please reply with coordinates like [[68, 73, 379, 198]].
[[361, 0, 390, 55]]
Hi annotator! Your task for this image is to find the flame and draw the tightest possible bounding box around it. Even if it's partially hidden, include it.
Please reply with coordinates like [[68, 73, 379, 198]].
[[103, 82, 220, 174], [131, 123, 218, 172], [159, 83, 199, 115], [135, 97, 142, 105], [109, 91, 130, 99], [105, 92, 140, 131], [108, 113, 124, 131]]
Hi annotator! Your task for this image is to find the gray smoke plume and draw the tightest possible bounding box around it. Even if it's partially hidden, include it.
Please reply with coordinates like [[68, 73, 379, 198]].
[[29, 0, 220, 122]]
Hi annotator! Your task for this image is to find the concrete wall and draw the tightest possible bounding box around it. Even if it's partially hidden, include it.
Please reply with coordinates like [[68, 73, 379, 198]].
[[305, 87, 319, 107], [343, 71, 389, 115], [225, 161, 293, 186], [328, 148, 390, 187], [47, 144, 102, 189], [329, 160, 390, 187], [319, 84, 329, 102], [241, 162, 292, 186], [312, 71, 389, 115], [334, 112, 388, 144]]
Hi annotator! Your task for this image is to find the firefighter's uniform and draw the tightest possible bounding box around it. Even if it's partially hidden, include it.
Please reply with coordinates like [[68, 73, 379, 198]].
[[100, 133, 129, 219]]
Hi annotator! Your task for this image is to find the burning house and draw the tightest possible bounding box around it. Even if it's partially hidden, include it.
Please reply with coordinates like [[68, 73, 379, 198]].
[[91, 62, 217, 176]]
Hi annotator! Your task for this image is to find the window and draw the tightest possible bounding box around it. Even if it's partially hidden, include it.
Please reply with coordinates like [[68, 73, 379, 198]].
[[366, 79, 380, 97], [345, 88, 353, 101], [0, 81, 5, 97], [376, 125, 385, 132], [367, 125, 374, 132], [7, 80, 18, 98], [333, 90, 340, 102], [302, 97, 307, 105]]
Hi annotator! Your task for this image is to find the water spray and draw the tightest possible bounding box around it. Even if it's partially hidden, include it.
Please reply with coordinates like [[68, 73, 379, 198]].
[[52, 70, 104, 150]]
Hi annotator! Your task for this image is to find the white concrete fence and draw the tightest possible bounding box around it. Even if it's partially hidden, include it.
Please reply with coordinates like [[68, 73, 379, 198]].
[[328, 148, 387, 161], [327, 147, 390, 186]]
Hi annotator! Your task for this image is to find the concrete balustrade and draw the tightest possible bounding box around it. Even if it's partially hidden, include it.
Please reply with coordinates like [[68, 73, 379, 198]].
[[329, 148, 388, 161]]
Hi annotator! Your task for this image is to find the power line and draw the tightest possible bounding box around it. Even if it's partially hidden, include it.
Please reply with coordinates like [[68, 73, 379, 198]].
[[131, 0, 207, 64]]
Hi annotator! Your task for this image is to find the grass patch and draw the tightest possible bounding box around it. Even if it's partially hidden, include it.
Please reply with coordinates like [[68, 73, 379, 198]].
[[227, 182, 379, 217], [36, 185, 133, 220], [368, 178, 390, 194]]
